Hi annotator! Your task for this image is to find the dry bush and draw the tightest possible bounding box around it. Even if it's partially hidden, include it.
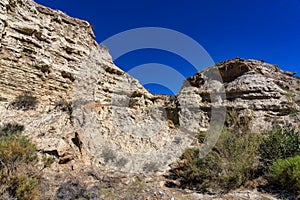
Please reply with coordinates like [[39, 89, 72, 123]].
[[0, 124, 41, 199], [172, 128, 261, 193]]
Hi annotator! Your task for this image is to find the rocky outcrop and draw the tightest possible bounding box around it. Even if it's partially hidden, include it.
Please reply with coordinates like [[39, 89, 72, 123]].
[[0, 0, 192, 175], [0, 0, 99, 102], [0, 0, 299, 199], [183, 58, 300, 133]]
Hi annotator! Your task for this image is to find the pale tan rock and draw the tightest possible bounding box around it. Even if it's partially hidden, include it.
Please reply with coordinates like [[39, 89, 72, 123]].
[[37, 138, 69, 157], [0, 0, 299, 199], [184, 58, 300, 133]]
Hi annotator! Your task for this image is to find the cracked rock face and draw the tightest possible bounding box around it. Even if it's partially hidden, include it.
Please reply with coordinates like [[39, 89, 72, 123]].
[[0, 0, 193, 174], [1, 0, 300, 172], [0, 0, 99, 101], [0, 0, 300, 198], [184, 58, 300, 133]]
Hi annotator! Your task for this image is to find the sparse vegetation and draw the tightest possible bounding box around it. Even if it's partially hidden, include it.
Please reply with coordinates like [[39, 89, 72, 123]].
[[0, 123, 41, 199], [101, 188, 120, 200], [170, 123, 300, 196], [259, 124, 300, 167], [173, 128, 261, 192], [99, 175, 148, 200], [225, 109, 251, 135], [284, 91, 296, 101], [9, 94, 38, 110], [42, 156, 55, 168], [268, 156, 300, 196], [125, 176, 146, 199]]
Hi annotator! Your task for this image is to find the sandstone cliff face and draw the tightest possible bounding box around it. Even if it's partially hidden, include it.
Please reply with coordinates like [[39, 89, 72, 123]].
[[183, 58, 300, 134], [0, 0, 300, 199], [0, 0, 101, 102], [0, 0, 192, 174]]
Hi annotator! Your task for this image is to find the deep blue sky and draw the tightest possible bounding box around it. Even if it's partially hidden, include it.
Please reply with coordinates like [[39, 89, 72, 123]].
[[35, 0, 300, 95]]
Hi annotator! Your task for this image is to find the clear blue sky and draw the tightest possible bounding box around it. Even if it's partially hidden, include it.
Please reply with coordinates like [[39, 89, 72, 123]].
[[35, 0, 300, 95]]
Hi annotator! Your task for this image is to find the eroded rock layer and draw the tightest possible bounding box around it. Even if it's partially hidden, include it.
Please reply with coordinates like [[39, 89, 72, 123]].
[[183, 58, 300, 133], [0, 0, 300, 199]]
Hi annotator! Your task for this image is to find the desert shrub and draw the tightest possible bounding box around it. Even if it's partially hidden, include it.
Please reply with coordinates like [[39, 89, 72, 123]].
[[0, 136, 38, 172], [9, 94, 38, 110], [259, 124, 300, 167], [14, 176, 40, 200], [268, 156, 300, 195], [225, 110, 251, 135], [173, 128, 261, 192], [174, 147, 222, 191], [99, 175, 147, 200], [0, 122, 24, 137], [0, 134, 40, 199]]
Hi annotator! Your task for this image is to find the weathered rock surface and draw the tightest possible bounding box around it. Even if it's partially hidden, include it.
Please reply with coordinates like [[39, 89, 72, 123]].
[[0, 0, 299, 199], [183, 58, 300, 134], [0, 0, 191, 173]]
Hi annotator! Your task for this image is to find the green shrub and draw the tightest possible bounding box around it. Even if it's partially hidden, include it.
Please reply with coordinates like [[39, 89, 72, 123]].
[[0, 135, 38, 168], [0, 131, 40, 199], [174, 147, 222, 191], [15, 176, 40, 200], [9, 94, 38, 110], [259, 124, 300, 167], [269, 156, 300, 195], [173, 128, 261, 192]]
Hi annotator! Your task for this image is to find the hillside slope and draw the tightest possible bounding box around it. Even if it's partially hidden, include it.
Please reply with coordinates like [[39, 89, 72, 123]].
[[0, 0, 299, 199]]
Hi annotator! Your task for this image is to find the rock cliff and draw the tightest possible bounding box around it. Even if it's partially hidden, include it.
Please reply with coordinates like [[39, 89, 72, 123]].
[[0, 0, 299, 199], [184, 58, 300, 134]]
